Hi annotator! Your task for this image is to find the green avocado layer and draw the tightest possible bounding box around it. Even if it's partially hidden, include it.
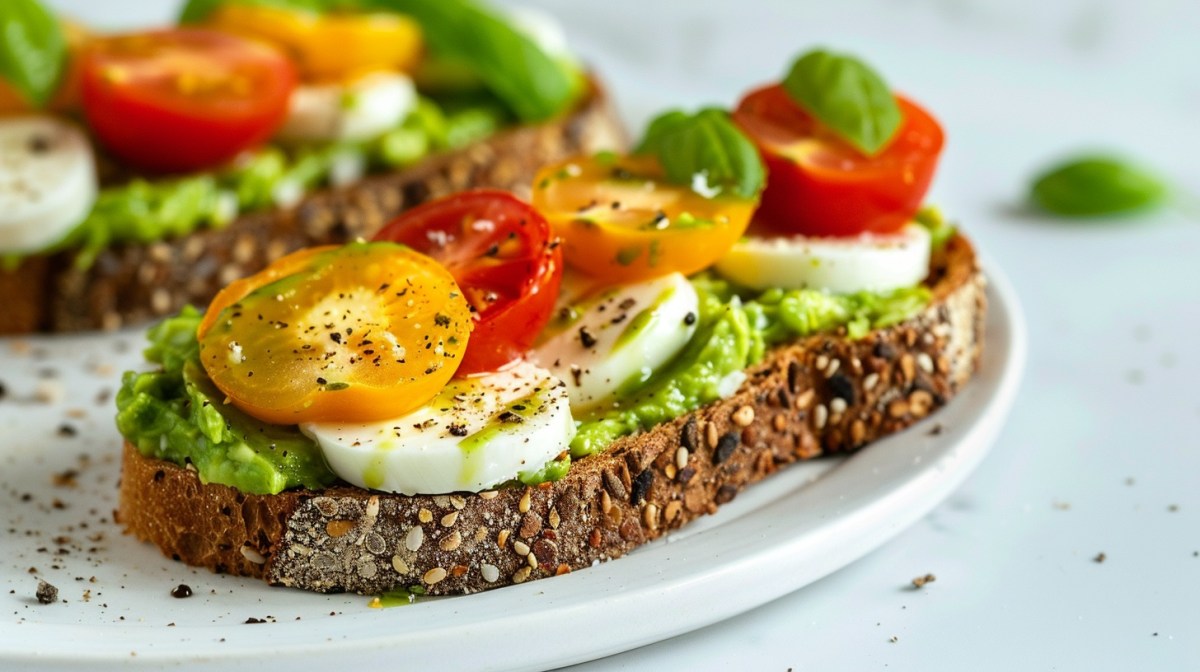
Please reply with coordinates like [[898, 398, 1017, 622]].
[[115, 277, 929, 495], [6, 95, 510, 270]]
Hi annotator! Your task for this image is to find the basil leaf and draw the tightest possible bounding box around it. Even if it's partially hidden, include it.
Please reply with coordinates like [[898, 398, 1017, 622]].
[[179, 0, 345, 23], [1031, 155, 1167, 217], [635, 108, 765, 200], [365, 0, 580, 122], [0, 0, 66, 107], [781, 48, 901, 156]]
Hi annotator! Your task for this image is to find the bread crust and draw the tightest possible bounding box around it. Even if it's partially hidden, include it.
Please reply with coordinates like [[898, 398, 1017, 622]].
[[0, 79, 625, 335], [116, 233, 986, 595]]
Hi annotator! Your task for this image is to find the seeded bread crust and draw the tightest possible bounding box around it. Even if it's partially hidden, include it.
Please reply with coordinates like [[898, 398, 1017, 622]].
[[116, 233, 985, 595], [0, 79, 625, 335]]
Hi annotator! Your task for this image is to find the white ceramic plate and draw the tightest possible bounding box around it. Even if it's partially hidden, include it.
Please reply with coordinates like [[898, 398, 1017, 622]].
[[0, 261, 1024, 671]]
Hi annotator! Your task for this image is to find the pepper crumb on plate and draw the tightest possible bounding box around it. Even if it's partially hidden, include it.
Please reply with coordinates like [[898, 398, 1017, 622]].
[[911, 573, 936, 588], [36, 580, 58, 604]]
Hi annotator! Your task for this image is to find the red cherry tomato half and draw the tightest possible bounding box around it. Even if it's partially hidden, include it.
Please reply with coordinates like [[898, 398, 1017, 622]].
[[372, 190, 563, 376], [733, 84, 944, 237], [80, 29, 297, 173]]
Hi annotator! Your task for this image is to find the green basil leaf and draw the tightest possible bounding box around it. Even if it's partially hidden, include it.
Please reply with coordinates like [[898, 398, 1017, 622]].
[[179, 0, 346, 23], [635, 108, 765, 200], [0, 0, 66, 107], [781, 48, 901, 156], [365, 0, 580, 122], [1031, 155, 1167, 217]]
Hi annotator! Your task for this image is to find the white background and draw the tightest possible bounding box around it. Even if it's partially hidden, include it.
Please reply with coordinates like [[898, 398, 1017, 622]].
[[34, 0, 1200, 669]]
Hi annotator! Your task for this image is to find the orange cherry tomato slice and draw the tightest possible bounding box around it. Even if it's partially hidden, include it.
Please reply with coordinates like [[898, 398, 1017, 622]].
[[79, 28, 296, 173], [197, 242, 472, 425], [372, 190, 563, 376], [531, 154, 757, 283], [733, 84, 944, 237]]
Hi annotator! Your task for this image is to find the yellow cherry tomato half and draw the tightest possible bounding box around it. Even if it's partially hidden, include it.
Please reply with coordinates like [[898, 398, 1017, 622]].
[[204, 4, 423, 82], [197, 242, 472, 426], [531, 154, 758, 283]]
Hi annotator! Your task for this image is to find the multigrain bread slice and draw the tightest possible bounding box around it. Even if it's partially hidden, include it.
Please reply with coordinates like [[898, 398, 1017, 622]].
[[0, 80, 625, 335], [116, 233, 985, 596]]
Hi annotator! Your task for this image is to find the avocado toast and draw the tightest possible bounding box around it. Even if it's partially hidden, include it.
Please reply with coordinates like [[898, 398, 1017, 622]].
[[112, 48, 986, 596], [0, 0, 624, 334]]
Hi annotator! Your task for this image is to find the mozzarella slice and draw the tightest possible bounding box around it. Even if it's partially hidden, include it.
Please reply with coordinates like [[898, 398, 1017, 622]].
[[533, 272, 699, 411], [277, 71, 416, 144], [715, 224, 932, 294], [0, 115, 97, 254], [301, 361, 574, 495]]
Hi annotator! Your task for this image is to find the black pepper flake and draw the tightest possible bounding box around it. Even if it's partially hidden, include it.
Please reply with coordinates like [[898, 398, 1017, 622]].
[[35, 580, 58, 604], [0, 381, 6, 400], [171, 584, 193, 598], [485, 243, 500, 257], [714, 432, 739, 464], [57, 424, 77, 438], [630, 469, 653, 505], [828, 373, 856, 405], [330, 332, 343, 344], [498, 411, 524, 424], [244, 617, 266, 624], [434, 313, 451, 327], [683, 312, 697, 326], [447, 423, 468, 437], [578, 327, 597, 349]]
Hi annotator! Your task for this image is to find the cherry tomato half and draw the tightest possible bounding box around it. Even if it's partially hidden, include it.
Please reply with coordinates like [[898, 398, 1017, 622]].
[[372, 190, 563, 376], [531, 154, 757, 283], [197, 242, 472, 425], [80, 29, 296, 173], [733, 84, 944, 237]]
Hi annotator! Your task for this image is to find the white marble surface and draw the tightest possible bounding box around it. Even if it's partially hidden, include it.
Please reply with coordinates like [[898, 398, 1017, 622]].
[[35, 0, 1200, 669]]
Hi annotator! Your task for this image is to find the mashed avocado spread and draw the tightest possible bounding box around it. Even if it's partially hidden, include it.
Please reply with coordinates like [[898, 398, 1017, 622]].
[[9, 96, 510, 270], [115, 277, 930, 495]]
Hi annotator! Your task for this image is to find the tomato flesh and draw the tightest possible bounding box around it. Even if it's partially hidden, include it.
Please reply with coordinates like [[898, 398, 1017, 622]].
[[80, 29, 296, 173], [197, 242, 472, 425], [733, 84, 944, 237], [531, 155, 757, 283], [372, 190, 563, 376]]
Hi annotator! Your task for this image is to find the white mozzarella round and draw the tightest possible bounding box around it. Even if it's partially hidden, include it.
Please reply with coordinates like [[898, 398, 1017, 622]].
[[277, 71, 416, 144], [715, 224, 932, 294], [0, 115, 97, 254], [301, 361, 574, 495], [533, 272, 699, 411]]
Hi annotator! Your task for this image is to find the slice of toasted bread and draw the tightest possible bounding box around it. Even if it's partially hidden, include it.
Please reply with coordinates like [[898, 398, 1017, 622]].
[[116, 232, 985, 595], [0, 80, 625, 335]]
